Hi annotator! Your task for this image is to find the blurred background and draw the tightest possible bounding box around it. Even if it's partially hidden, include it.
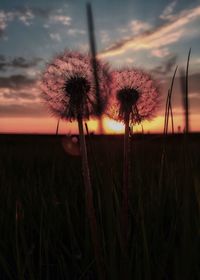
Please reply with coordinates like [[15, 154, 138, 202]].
[[0, 0, 200, 134]]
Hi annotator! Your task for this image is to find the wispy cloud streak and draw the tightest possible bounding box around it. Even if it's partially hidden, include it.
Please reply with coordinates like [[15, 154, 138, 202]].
[[99, 5, 200, 58]]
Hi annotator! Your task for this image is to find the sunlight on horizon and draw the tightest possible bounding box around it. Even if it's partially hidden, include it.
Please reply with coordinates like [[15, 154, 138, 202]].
[[103, 118, 124, 134], [1, 114, 196, 134]]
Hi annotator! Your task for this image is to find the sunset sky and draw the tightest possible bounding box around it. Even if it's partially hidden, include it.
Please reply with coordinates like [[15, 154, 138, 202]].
[[0, 0, 200, 134]]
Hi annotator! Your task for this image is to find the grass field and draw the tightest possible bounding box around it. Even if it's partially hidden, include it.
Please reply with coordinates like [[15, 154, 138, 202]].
[[0, 133, 200, 279]]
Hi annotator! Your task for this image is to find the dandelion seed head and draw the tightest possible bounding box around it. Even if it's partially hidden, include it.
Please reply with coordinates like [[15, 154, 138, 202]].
[[40, 51, 111, 120], [107, 68, 160, 124]]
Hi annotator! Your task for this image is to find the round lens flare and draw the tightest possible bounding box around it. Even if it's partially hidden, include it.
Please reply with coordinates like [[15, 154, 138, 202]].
[[62, 136, 80, 156]]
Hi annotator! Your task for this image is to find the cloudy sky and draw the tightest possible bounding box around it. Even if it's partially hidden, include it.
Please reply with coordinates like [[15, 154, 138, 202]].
[[0, 0, 200, 134]]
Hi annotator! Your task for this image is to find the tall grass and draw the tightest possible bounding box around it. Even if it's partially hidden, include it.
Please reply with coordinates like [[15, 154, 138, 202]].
[[180, 48, 191, 134], [0, 132, 200, 279], [86, 2, 104, 134], [56, 119, 60, 136]]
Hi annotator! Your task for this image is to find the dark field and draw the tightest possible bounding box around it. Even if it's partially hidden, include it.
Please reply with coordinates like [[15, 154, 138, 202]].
[[0, 133, 200, 279]]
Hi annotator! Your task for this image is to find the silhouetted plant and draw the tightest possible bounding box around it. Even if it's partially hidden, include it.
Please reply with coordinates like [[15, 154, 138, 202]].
[[107, 68, 159, 251], [56, 118, 60, 135], [179, 48, 191, 134], [40, 50, 110, 280], [86, 3, 104, 134]]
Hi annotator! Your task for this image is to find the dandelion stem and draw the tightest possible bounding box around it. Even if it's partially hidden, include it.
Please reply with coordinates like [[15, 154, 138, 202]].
[[121, 112, 130, 251], [77, 116, 105, 280], [119, 112, 131, 279]]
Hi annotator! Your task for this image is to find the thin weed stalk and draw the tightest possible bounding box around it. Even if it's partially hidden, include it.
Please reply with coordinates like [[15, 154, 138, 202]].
[[164, 66, 178, 136], [163, 89, 170, 136], [159, 66, 178, 190], [184, 48, 191, 134], [56, 118, 60, 135], [179, 49, 191, 134], [169, 101, 174, 134], [86, 2, 104, 134]]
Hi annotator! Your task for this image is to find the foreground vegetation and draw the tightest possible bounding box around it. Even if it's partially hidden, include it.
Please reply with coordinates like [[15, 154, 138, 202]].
[[0, 133, 200, 279]]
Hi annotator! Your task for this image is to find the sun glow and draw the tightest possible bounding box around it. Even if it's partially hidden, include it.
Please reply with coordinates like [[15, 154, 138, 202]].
[[103, 118, 124, 134], [1, 113, 199, 135]]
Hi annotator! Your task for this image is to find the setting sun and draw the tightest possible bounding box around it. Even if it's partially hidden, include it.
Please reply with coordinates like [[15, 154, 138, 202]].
[[103, 118, 124, 134]]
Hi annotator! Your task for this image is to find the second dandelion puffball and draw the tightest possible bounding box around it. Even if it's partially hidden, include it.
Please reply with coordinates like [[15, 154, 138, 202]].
[[107, 69, 160, 124]]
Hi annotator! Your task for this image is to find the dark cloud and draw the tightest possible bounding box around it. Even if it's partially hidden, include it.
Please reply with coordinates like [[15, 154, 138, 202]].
[[0, 55, 5, 61], [0, 55, 43, 71], [0, 73, 41, 103], [0, 103, 47, 117], [0, 75, 36, 89], [152, 55, 178, 76], [0, 55, 6, 69], [157, 72, 200, 114], [12, 57, 42, 68], [14, 6, 53, 18], [170, 72, 200, 96]]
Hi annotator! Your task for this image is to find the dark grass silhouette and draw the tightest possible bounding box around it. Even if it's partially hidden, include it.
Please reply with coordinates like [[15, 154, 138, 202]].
[[0, 133, 200, 279], [180, 48, 191, 135]]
